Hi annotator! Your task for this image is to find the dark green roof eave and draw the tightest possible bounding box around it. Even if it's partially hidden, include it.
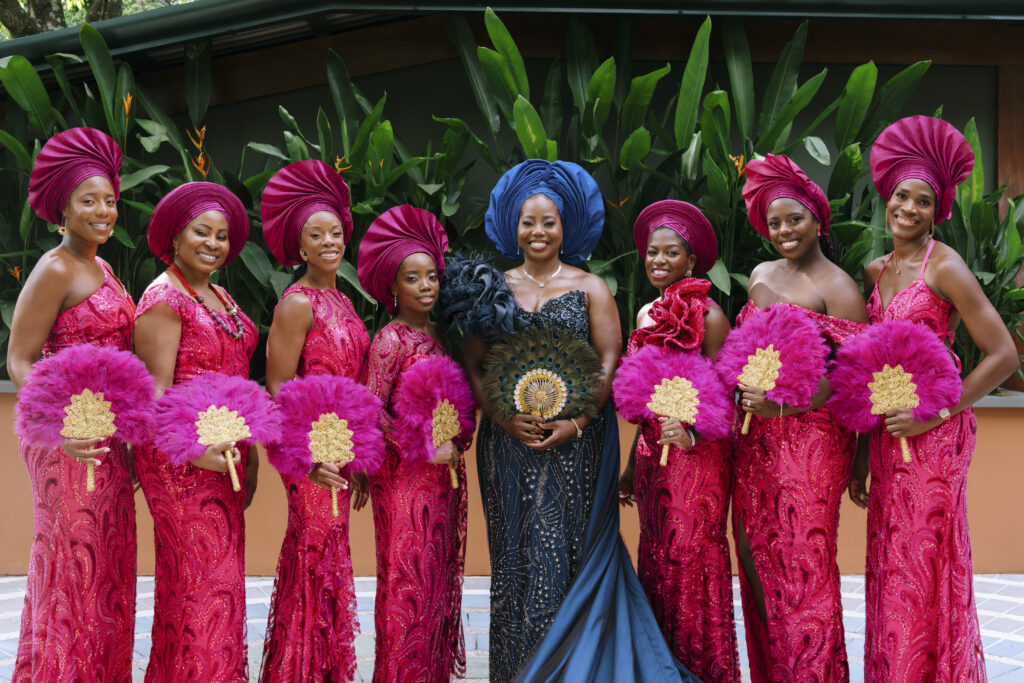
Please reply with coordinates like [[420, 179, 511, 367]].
[[2, 0, 1022, 62]]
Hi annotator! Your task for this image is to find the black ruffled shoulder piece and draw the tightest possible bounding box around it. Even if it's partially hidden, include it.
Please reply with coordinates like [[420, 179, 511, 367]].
[[438, 252, 529, 343]]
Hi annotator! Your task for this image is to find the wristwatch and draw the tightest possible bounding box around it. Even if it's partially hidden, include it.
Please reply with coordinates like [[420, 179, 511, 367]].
[[938, 407, 951, 421]]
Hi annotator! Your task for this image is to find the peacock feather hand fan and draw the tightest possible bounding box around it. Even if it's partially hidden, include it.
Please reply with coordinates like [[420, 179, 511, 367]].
[[155, 373, 281, 492], [716, 303, 828, 435], [16, 344, 155, 492], [393, 355, 478, 489], [828, 320, 961, 463], [272, 374, 384, 516], [614, 345, 734, 466], [483, 326, 603, 422]]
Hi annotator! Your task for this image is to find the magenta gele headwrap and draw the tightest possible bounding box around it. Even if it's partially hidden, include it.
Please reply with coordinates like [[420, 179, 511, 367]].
[[147, 182, 249, 265], [357, 205, 449, 315], [28, 127, 122, 225], [742, 154, 830, 238], [260, 160, 354, 266], [632, 200, 718, 276], [870, 115, 974, 224]]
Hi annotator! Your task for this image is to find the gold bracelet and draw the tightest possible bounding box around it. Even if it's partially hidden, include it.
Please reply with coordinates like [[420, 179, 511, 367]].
[[569, 417, 583, 439]]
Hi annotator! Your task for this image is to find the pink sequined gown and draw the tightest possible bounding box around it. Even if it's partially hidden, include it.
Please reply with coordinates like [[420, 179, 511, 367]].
[[133, 281, 257, 682], [625, 279, 740, 683], [732, 300, 864, 683], [14, 259, 137, 683], [362, 322, 468, 683], [260, 285, 370, 682], [864, 242, 985, 681]]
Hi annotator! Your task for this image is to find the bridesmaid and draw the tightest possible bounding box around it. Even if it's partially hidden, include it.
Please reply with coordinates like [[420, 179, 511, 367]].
[[10, 128, 136, 682], [618, 200, 740, 682], [735, 154, 868, 682], [132, 182, 258, 682], [853, 115, 1018, 682], [258, 160, 370, 682], [356, 205, 467, 682]]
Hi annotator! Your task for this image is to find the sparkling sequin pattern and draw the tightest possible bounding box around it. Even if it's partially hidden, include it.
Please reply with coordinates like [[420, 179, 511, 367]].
[[362, 322, 468, 683], [864, 245, 985, 681], [625, 282, 741, 683], [260, 285, 370, 682], [133, 280, 257, 683], [732, 301, 863, 683], [478, 289, 601, 683], [14, 259, 137, 683]]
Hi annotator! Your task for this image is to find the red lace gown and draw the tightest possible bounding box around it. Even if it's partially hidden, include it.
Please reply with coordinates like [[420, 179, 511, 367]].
[[625, 279, 740, 683], [732, 300, 864, 683], [14, 259, 137, 683], [362, 322, 468, 683], [864, 242, 985, 682], [260, 285, 370, 682], [133, 282, 257, 683]]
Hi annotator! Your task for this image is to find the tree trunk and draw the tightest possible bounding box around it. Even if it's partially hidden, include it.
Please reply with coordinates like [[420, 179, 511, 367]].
[[27, 0, 65, 32], [85, 0, 124, 23], [0, 0, 41, 37]]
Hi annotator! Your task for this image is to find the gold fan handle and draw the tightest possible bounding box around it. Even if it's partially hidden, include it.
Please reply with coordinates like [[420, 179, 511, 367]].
[[741, 412, 752, 435], [225, 450, 241, 492], [86, 461, 95, 492], [448, 463, 459, 489], [330, 485, 339, 518], [899, 436, 912, 463], [659, 444, 670, 467]]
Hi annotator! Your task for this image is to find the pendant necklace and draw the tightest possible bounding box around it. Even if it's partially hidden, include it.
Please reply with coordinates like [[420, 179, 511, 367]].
[[522, 263, 562, 289], [893, 237, 931, 275], [168, 263, 245, 339]]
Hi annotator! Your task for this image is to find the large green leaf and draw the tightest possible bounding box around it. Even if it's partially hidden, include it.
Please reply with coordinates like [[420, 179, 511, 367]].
[[120, 165, 170, 192], [44, 53, 83, 121], [239, 242, 274, 285], [135, 84, 187, 150], [619, 127, 651, 171], [513, 96, 548, 159], [337, 259, 375, 304], [369, 119, 395, 166], [860, 61, 931, 142], [484, 8, 529, 98], [0, 56, 55, 134], [621, 63, 671, 136], [446, 16, 500, 136], [706, 258, 731, 295], [673, 16, 712, 148], [834, 61, 877, 150], [247, 142, 290, 162], [184, 39, 212, 128], [284, 131, 310, 162], [585, 57, 616, 135], [433, 116, 497, 170], [827, 142, 863, 200], [0, 129, 31, 168], [316, 108, 333, 162], [755, 67, 827, 153], [803, 136, 830, 165], [349, 95, 387, 168], [326, 49, 363, 152], [477, 47, 518, 124], [758, 21, 807, 136], [112, 62, 135, 143], [679, 132, 702, 185], [956, 117, 984, 211], [700, 90, 731, 168], [565, 18, 598, 117], [80, 24, 117, 132], [722, 19, 755, 141], [541, 59, 563, 140]]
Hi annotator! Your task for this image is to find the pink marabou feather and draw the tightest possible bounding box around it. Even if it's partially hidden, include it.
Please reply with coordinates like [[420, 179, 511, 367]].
[[16, 344, 155, 447], [154, 373, 281, 466], [828, 320, 962, 432], [271, 374, 384, 479], [716, 303, 827, 409], [392, 355, 478, 467], [614, 345, 734, 441]]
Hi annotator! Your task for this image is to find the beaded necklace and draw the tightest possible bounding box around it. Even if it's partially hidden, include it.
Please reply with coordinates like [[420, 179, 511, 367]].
[[168, 262, 245, 339]]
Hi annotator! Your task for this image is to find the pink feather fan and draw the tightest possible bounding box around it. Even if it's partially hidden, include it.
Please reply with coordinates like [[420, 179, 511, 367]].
[[828, 320, 961, 463], [273, 374, 384, 515], [16, 344, 155, 492], [155, 372, 281, 491], [614, 345, 734, 466], [393, 355, 478, 489], [716, 303, 828, 434]]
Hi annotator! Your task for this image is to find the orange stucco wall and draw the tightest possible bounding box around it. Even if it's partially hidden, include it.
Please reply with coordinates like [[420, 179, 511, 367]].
[[0, 392, 1019, 576]]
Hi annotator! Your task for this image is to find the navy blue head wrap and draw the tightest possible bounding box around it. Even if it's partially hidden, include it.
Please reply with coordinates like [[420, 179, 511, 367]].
[[484, 159, 604, 265]]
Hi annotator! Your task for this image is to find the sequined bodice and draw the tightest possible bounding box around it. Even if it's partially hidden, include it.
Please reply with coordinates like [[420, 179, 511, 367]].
[[520, 289, 589, 340], [136, 281, 256, 382], [279, 284, 369, 381], [362, 322, 444, 417], [867, 244, 955, 342], [737, 300, 864, 346], [42, 259, 135, 357]]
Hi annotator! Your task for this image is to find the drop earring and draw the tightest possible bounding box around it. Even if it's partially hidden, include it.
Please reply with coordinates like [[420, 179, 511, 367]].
[[300, 251, 308, 262], [392, 294, 398, 311]]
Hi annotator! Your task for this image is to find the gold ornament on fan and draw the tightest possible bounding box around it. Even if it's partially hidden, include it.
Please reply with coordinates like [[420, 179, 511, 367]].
[[195, 405, 251, 492], [514, 369, 569, 419], [431, 399, 461, 489], [868, 364, 920, 463], [60, 388, 117, 492], [737, 345, 782, 434], [646, 377, 700, 466], [307, 412, 356, 517]]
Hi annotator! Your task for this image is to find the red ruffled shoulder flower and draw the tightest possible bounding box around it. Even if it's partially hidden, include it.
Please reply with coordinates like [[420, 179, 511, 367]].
[[629, 278, 710, 352]]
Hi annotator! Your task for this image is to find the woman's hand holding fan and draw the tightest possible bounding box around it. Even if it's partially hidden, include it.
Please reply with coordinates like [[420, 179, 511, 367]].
[[716, 304, 828, 434]]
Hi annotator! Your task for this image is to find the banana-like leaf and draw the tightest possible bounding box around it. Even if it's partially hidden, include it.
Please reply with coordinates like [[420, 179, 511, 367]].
[[755, 68, 827, 154], [541, 59, 563, 140], [513, 96, 547, 159], [317, 108, 333, 162], [827, 142, 863, 201], [484, 8, 529, 99], [349, 95, 387, 168], [700, 90, 731, 168], [956, 118, 984, 211], [619, 127, 651, 171], [135, 84, 187, 150], [447, 16, 500, 136], [113, 63, 135, 143], [80, 24, 117, 133], [239, 242, 274, 285], [834, 61, 877, 150], [860, 61, 931, 142], [585, 58, 616, 135], [121, 165, 170, 192], [566, 19, 598, 117], [284, 131, 310, 162], [0, 129, 31, 168], [184, 39, 212, 129], [248, 142, 290, 162], [680, 132, 702, 186], [803, 136, 830, 165], [433, 116, 497, 170], [327, 50, 363, 152], [722, 19, 755, 141], [44, 54, 82, 121], [0, 56, 55, 135], [369, 120, 395, 167], [758, 21, 807, 136], [674, 16, 711, 148], [621, 63, 671, 136], [706, 259, 731, 295]]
